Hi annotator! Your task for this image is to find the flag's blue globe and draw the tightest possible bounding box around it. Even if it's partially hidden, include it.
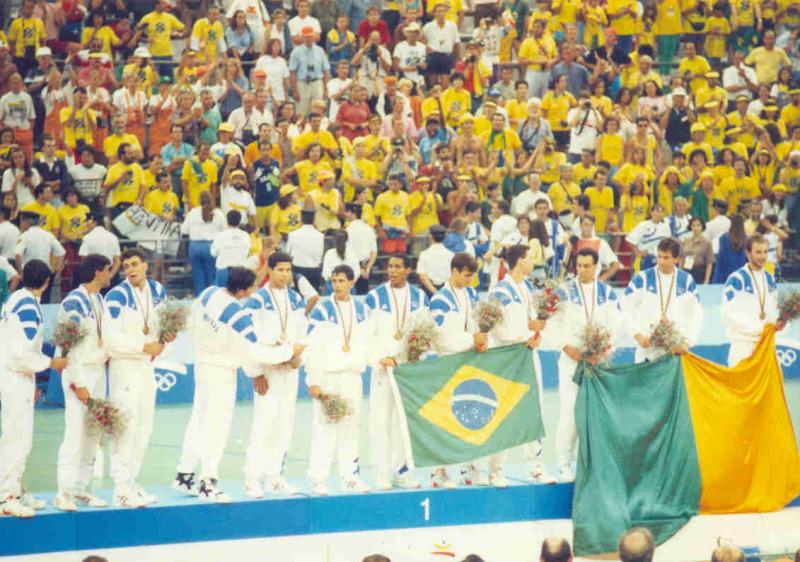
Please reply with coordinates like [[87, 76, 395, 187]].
[[450, 379, 498, 430]]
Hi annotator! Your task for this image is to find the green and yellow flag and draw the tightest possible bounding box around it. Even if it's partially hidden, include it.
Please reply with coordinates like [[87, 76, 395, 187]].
[[393, 344, 545, 467], [573, 326, 800, 556]]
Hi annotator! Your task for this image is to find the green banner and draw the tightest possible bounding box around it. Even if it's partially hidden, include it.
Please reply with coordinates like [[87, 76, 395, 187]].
[[572, 356, 702, 556], [393, 344, 545, 468]]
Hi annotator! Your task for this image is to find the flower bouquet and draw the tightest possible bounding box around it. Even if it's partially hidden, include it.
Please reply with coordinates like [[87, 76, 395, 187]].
[[532, 279, 562, 320], [53, 318, 87, 357], [778, 289, 800, 323], [319, 393, 352, 423], [579, 322, 613, 364], [650, 318, 687, 353], [401, 316, 441, 364], [473, 297, 505, 333], [156, 297, 190, 343], [69, 383, 125, 438]]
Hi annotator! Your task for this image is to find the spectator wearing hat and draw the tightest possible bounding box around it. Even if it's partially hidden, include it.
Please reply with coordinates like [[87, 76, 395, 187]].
[[7, 0, 47, 77], [134, 0, 187, 75], [659, 87, 694, 152], [393, 22, 427, 89], [221, 170, 257, 228], [409, 176, 442, 235], [23, 47, 55, 144], [210, 122, 242, 162], [288, 26, 331, 116], [286, 208, 324, 290], [681, 123, 714, 162], [305, 168, 344, 232], [269, 184, 303, 241]]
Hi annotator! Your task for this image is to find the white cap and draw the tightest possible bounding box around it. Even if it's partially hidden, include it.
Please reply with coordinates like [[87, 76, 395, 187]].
[[671, 87, 687, 97], [790, 150, 800, 158], [134, 46, 152, 58], [36, 46, 52, 57]]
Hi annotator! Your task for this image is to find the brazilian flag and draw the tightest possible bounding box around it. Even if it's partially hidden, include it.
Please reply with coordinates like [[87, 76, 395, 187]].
[[393, 344, 544, 467]]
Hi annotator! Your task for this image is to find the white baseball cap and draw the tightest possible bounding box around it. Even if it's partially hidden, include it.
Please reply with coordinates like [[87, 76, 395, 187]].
[[36, 47, 52, 57], [134, 47, 152, 58], [671, 87, 687, 97]]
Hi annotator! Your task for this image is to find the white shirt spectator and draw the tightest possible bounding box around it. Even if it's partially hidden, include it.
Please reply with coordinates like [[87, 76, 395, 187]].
[[111, 88, 148, 115], [567, 106, 601, 155], [69, 162, 107, 201], [511, 189, 551, 220], [0, 220, 20, 259], [228, 107, 271, 141], [16, 226, 65, 266], [254, 55, 291, 102], [345, 219, 377, 263], [423, 19, 460, 54], [2, 167, 43, 208], [705, 214, 731, 244], [286, 223, 324, 268], [393, 41, 428, 86], [723, 63, 758, 102], [321, 247, 361, 281], [0, 91, 36, 129], [180, 207, 227, 240], [78, 226, 121, 261], [417, 242, 454, 286], [0, 256, 19, 284], [221, 186, 257, 224], [326, 77, 353, 121], [211, 227, 255, 270], [490, 213, 518, 244], [287, 15, 321, 38]]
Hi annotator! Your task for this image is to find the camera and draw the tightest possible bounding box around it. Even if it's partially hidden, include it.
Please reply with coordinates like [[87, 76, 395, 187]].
[[467, 55, 477, 63], [583, 100, 591, 109]]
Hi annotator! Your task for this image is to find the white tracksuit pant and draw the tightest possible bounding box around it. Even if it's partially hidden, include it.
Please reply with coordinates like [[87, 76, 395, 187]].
[[555, 354, 579, 468], [244, 369, 299, 482], [369, 365, 409, 480], [728, 341, 757, 368], [523, 350, 547, 468], [57, 365, 106, 493], [109, 359, 156, 490], [177, 364, 237, 480], [308, 372, 362, 481], [0, 369, 35, 499]]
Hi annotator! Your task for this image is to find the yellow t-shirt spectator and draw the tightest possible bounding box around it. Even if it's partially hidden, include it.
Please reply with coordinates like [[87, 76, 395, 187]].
[[620, 192, 650, 232], [409, 190, 442, 234], [703, 17, 731, 60], [81, 26, 120, 57], [191, 18, 225, 62], [270, 203, 302, 235], [505, 99, 529, 128], [58, 204, 90, 240], [181, 158, 219, 208], [342, 157, 378, 202], [541, 91, 576, 132], [144, 189, 180, 218], [104, 133, 142, 163], [607, 0, 638, 36], [292, 129, 339, 158], [122, 63, 157, 95], [59, 108, 96, 151], [427, 0, 463, 23], [654, 0, 683, 35], [585, 185, 615, 232], [8, 17, 46, 58], [718, 175, 761, 214], [572, 163, 597, 186], [295, 159, 334, 196], [441, 87, 471, 128], [678, 56, 711, 95], [745, 45, 791, 85], [518, 35, 557, 72], [138, 11, 185, 57], [107, 161, 145, 206], [374, 190, 411, 230], [547, 181, 581, 213], [597, 133, 625, 167], [22, 201, 60, 234]]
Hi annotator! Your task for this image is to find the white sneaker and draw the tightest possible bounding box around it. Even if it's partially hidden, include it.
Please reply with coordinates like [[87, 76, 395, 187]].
[[268, 477, 299, 495], [132, 484, 158, 505], [311, 480, 329, 496], [244, 480, 265, 499], [460, 464, 488, 486], [171, 472, 198, 496], [1, 498, 35, 518], [529, 464, 557, 484], [394, 472, 421, 489], [342, 477, 370, 493], [113, 488, 145, 508], [431, 468, 457, 489], [489, 468, 509, 488], [74, 490, 107, 508], [19, 493, 46, 511], [374, 475, 392, 491], [198, 479, 232, 504], [558, 464, 575, 483], [54, 492, 77, 512]]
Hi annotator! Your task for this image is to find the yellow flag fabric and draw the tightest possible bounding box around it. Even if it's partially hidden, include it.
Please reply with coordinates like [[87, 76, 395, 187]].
[[682, 325, 800, 514]]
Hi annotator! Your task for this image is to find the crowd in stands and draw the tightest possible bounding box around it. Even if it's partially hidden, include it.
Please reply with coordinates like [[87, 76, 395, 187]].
[[0, 0, 799, 302]]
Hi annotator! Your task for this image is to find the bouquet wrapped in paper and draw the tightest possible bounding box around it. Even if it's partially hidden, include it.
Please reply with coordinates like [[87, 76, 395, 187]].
[[401, 316, 441, 364], [319, 393, 352, 423], [650, 318, 687, 352], [778, 289, 800, 323], [473, 297, 505, 333], [156, 297, 190, 343], [53, 318, 88, 357], [532, 279, 562, 320], [579, 322, 613, 364], [70, 383, 125, 438]]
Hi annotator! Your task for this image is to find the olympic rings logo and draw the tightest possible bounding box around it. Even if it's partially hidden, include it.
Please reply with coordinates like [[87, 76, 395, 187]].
[[155, 372, 177, 392], [777, 348, 797, 368]]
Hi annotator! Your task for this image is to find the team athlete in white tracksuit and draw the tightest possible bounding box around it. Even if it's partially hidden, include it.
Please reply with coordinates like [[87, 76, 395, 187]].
[[0, 260, 66, 518], [622, 238, 702, 363], [552, 247, 621, 482], [243, 252, 309, 498], [429, 252, 486, 490], [365, 254, 428, 491], [721, 235, 786, 367], [489, 244, 555, 485], [305, 264, 374, 496], [173, 267, 299, 503], [104, 249, 172, 508], [54, 255, 113, 512]]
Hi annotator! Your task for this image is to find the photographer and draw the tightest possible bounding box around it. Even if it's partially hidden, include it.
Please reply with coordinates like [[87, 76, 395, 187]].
[[379, 137, 418, 186], [352, 31, 393, 105], [566, 91, 603, 163]]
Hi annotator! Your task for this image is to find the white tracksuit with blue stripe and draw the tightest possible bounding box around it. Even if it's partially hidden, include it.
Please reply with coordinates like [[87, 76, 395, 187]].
[[103, 278, 167, 493], [0, 289, 50, 500], [243, 284, 308, 484], [622, 267, 703, 363], [57, 285, 107, 495], [305, 296, 373, 482], [178, 286, 294, 481], [721, 266, 778, 367], [365, 282, 429, 483]]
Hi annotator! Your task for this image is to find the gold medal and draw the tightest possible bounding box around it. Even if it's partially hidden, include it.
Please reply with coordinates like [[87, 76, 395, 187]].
[[269, 286, 290, 343], [759, 312, 766, 320], [390, 285, 408, 340], [334, 298, 354, 355], [749, 266, 767, 322], [342, 343, 350, 352]]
